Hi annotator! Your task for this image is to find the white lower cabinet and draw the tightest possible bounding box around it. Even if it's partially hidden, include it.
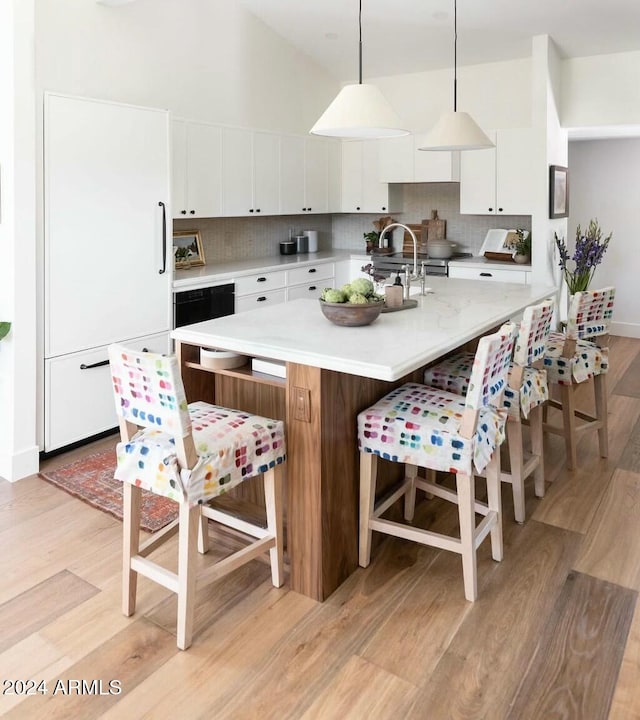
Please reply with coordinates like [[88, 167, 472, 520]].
[[234, 270, 287, 296], [44, 332, 170, 452], [235, 289, 287, 313], [448, 265, 530, 284], [287, 263, 335, 300], [287, 281, 330, 301]]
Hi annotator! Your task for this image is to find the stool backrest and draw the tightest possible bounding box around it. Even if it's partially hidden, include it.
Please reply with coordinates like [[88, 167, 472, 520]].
[[567, 286, 615, 341], [513, 298, 555, 367], [465, 322, 517, 412], [108, 344, 192, 438]]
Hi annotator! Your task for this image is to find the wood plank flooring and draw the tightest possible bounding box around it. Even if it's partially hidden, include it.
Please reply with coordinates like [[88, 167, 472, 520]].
[[1, 334, 639, 719]]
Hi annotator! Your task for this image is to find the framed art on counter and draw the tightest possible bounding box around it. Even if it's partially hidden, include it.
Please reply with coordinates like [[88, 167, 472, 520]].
[[173, 230, 205, 268]]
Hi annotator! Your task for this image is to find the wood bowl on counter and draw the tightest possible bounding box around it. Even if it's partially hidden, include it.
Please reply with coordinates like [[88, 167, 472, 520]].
[[319, 299, 384, 327]]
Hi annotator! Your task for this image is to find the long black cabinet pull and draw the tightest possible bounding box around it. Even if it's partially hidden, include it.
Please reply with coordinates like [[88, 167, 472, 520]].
[[257, 277, 267, 282], [158, 201, 167, 275], [308, 268, 317, 273], [480, 272, 493, 277], [80, 359, 110, 370], [257, 296, 267, 302]]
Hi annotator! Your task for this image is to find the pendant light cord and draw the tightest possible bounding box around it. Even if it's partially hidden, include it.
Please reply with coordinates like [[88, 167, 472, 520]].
[[358, 0, 363, 84], [453, 0, 457, 111]]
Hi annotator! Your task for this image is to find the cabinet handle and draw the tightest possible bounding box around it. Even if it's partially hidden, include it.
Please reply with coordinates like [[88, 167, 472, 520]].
[[498, 207, 503, 212], [480, 272, 493, 277], [257, 296, 267, 302], [308, 285, 317, 291], [180, 210, 187, 215], [356, 206, 360, 211], [189, 210, 195, 215], [80, 359, 110, 370], [256, 208, 261, 213], [308, 268, 316, 273], [249, 208, 254, 213], [488, 207, 494, 212], [257, 277, 267, 282], [308, 207, 312, 211], [158, 201, 167, 275], [382, 206, 386, 211]]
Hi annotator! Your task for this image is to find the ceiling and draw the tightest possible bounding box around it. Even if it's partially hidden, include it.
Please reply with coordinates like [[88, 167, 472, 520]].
[[239, 0, 640, 81]]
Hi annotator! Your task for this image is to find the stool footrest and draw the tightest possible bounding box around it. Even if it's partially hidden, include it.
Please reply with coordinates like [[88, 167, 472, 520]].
[[196, 535, 276, 589], [369, 517, 462, 554], [131, 556, 179, 593], [138, 518, 180, 558], [416, 478, 489, 517]]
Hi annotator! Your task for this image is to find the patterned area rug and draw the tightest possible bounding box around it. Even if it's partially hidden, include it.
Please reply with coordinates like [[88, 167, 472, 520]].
[[39, 449, 178, 533]]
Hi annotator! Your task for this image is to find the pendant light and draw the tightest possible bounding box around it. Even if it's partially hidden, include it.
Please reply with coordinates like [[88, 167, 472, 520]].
[[419, 0, 493, 151], [310, 0, 408, 139]]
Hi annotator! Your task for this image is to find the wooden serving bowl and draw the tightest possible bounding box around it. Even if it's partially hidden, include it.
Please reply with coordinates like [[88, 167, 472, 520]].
[[319, 299, 384, 327]]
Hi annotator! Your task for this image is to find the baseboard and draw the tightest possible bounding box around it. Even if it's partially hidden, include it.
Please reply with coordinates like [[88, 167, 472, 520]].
[[611, 321, 640, 339], [0, 444, 40, 482]]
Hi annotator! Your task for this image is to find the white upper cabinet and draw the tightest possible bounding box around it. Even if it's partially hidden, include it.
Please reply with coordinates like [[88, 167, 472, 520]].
[[379, 134, 460, 183], [280, 135, 331, 214], [222, 127, 280, 216], [460, 128, 538, 215], [342, 140, 402, 213], [172, 120, 223, 219]]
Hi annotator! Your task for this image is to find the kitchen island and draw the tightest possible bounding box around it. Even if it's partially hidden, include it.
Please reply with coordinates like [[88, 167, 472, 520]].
[[172, 276, 557, 601]]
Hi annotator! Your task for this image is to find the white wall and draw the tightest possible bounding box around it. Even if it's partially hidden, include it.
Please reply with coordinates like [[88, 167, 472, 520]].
[[562, 51, 640, 129], [568, 139, 640, 337], [35, 0, 338, 132], [0, 0, 39, 482]]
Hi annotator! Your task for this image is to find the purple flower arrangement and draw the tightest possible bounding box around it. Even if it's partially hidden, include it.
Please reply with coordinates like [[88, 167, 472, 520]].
[[554, 219, 612, 294]]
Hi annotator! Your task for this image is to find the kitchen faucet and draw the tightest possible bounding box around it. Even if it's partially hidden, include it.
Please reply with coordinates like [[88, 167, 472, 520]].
[[378, 222, 425, 297]]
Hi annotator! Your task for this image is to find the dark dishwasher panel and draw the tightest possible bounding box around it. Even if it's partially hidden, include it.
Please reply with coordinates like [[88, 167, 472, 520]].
[[174, 283, 235, 327]]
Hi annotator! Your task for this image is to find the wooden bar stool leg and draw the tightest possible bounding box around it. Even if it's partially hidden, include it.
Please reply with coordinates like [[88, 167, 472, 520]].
[[264, 465, 284, 588], [359, 452, 377, 568], [529, 404, 545, 496], [197, 510, 210, 555], [485, 451, 503, 561], [561, 384, 578, 471], [404, 463, 418, 521], [594, 374, 609, 458], [506, 418, 525, 523], [122, 483, 141, 617], [456, 472, 478, 602], [176, 503, 199, 651]]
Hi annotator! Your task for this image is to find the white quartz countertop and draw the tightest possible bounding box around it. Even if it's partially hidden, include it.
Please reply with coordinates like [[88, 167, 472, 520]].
[[173, 250, 354, 291], [448, 255, 531, 271], [171, 276, 557, 381]]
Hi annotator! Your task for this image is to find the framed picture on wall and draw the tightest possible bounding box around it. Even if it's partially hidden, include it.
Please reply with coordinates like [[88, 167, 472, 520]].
[[173, 230, 205, 268], [549, 165, 569, 219]]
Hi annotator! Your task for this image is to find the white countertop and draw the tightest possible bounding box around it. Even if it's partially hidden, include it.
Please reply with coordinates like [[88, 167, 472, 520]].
[[173, 250, 354, 291], [171, 276, 557, 381], [448, 255, 531, 271]]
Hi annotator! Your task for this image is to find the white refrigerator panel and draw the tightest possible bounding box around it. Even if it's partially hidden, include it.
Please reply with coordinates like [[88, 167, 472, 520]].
[[44, 93, 171, 358]]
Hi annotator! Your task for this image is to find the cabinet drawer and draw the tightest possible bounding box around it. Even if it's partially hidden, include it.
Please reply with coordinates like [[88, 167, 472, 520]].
[[44, 332, 169, 452], [235, 289, 287, 314], [287, 263, 334, 286], [448, 266, 529, 284], [235, 270, 287, 296], [287, 279, 333, 301]]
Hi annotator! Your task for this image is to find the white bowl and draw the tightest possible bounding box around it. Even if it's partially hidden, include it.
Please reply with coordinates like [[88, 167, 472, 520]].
[[428, 241, 456, 259]]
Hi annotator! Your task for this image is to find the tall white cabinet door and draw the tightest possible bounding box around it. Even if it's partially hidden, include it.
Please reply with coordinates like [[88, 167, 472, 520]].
[[187, 121, 223, 218], [459, 132, 497, 214], [253, 131, 280, 215], [362, 140, 391, 213], [222, 126, 253, 216], [304, 137, 329, 213], [44, 94, 171, 358], [172, 119, 188, 218], [341, 141, 364, 212], [495, 128, 538, 215], [280, 135, 305, 214]]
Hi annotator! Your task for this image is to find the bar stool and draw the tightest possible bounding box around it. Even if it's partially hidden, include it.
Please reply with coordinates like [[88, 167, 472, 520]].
[[543, 287, 615, 470], [423, 299, 555, 522], [357, 322, 517, 602], [108, 344, 286, 650]]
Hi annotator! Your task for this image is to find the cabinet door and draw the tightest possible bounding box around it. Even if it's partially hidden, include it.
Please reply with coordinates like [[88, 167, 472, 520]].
[[187, 122, 223, 218], [495, 128, 536, 215], [172, 119, 188, 218], [378, 135, 414, 183], [280, 135, 305, 214], [222, 126, 253, 216], [328, 140, 342, 213], [45, 94, 171, 357], [413, 134, 460, 182], [459, 131, 497, 214], [361, 140, 390, 213], [341, 141, 364, 211], [253, 131, 280, 215], [304, 137, 329, 213]]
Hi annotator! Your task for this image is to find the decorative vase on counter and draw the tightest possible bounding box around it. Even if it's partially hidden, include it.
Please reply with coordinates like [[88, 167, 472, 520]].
[[513, 253, 530, 264]]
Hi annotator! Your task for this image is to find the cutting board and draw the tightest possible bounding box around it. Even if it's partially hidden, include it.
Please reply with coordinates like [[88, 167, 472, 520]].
[[403, 224, 428, 255], [422, 210, 446, 242]]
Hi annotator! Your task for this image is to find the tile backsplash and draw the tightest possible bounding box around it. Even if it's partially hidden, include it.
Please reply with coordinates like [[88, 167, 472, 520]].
[[174, 183, 531, 263]]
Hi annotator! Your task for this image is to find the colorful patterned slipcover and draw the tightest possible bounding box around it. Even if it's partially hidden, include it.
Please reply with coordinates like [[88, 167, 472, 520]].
[[543, 287, 615, 386], [358, 323, 517, 475], [108, 345, 286, 507], [423, 300, 554, 419]]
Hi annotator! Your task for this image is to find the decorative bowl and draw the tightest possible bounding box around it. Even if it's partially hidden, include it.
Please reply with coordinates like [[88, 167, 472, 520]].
[[319, 299, 384, 327]]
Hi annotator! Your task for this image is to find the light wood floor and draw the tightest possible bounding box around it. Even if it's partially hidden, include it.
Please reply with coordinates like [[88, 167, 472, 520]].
[[1, 335, 640, 719]]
